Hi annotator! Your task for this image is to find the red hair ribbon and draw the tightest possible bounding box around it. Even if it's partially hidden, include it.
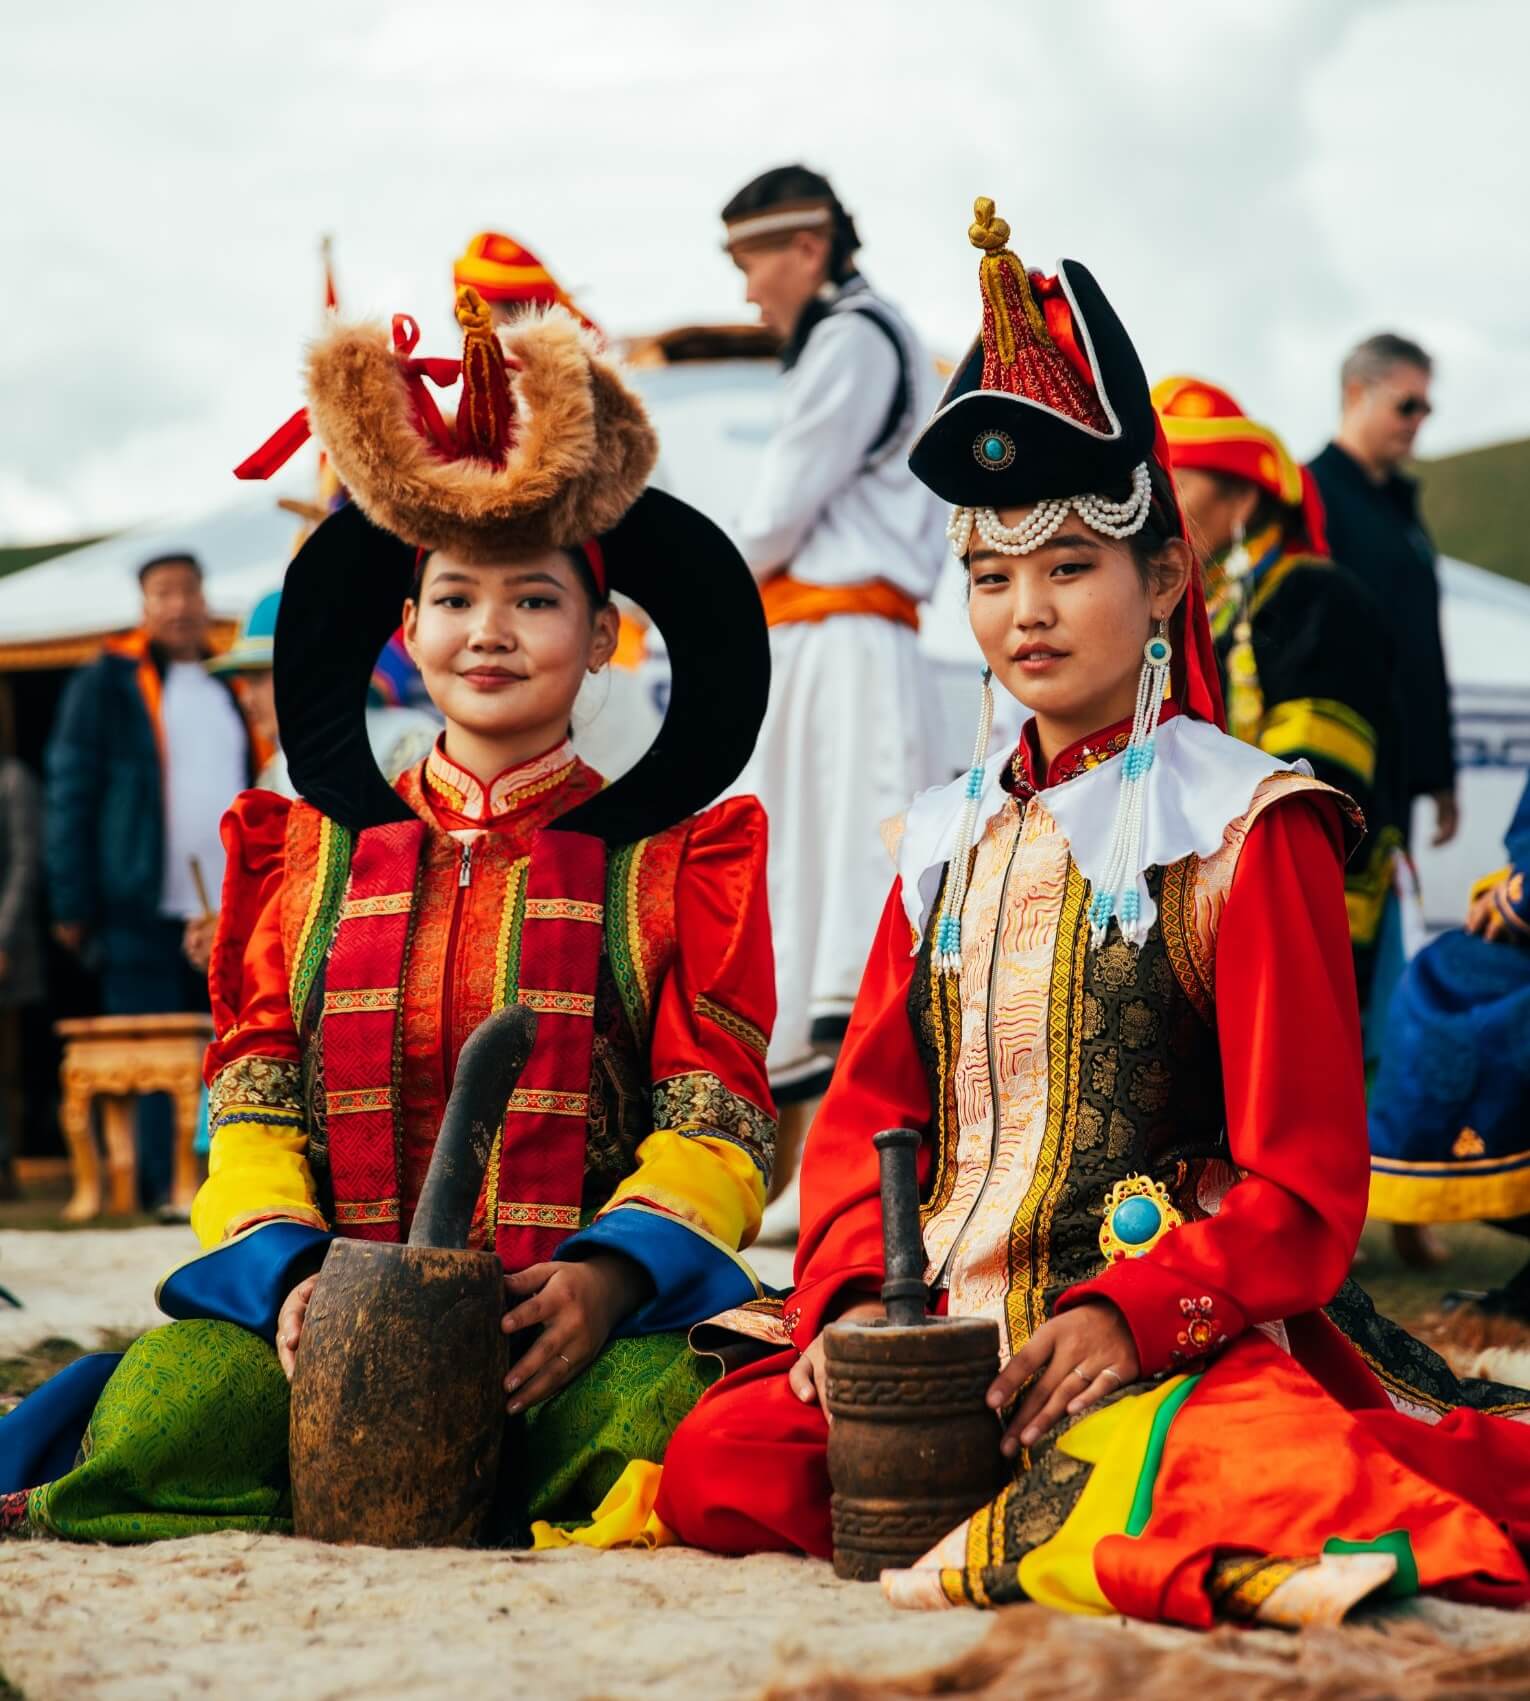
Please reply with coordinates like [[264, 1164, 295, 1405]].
[[579, 536, 608, 598]]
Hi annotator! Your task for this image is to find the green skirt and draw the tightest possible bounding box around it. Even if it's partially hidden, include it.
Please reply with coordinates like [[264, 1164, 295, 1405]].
[[20, 1319, 714, 1544]]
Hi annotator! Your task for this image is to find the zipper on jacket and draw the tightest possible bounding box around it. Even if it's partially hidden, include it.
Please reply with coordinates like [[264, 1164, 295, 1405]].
[[932, 805, 1024, 1293], [440, 839, 475, 1099]]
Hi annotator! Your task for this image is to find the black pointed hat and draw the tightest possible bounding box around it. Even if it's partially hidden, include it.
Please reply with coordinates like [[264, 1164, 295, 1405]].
[[908, 198, 1156, 506]]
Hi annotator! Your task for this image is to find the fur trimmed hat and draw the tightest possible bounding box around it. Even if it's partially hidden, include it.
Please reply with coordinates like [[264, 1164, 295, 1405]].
[[236, 288, 657, 563]]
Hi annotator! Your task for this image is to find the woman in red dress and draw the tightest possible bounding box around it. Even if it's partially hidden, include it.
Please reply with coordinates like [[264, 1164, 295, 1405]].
[[656, 199, 1530, 1629]]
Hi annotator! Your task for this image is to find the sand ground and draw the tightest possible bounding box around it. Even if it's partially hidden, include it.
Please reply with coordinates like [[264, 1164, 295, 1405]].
[[5, 1223, 1530, 1699]]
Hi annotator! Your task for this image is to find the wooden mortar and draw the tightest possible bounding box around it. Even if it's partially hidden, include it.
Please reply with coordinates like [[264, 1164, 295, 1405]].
[[288, 1004, 537, 1548], [824, 1128, 1004, 1581]]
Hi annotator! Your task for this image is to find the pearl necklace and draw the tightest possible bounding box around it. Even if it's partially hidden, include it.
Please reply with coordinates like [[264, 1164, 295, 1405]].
[[946, 460, 1153, 559]]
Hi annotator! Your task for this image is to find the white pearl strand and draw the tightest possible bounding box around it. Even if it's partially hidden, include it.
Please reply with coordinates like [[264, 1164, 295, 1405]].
[[1088, 635, 1171, 949], [946, 460, 1153, 559]]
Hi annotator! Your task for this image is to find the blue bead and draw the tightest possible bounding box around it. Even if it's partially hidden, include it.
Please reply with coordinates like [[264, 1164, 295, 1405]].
[[1120, 889, 1141, 922], [965, 768, 985, 798], [982, 436, 1006, 462], [1111, 1194, 1163, 1246], [1089, 890, 1114, 927]]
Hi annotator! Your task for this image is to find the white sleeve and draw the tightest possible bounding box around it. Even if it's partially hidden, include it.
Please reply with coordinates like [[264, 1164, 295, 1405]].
[[733, 313, 900, 578]]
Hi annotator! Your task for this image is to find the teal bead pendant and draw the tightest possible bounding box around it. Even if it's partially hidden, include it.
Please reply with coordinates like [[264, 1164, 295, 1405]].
[[972, 429, 1016, 471]]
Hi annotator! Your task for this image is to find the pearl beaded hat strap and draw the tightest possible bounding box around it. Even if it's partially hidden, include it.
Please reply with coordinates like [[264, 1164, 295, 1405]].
[[946, 461, 1152, 558]]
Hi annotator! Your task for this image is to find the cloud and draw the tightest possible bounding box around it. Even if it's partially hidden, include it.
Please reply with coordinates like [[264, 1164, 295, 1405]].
[[1, 0, 1526, 541]]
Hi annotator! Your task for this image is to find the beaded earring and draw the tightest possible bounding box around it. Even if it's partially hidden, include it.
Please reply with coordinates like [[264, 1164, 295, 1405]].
[[934, 667, 995, 974], [1087, 619, 1172, 948]]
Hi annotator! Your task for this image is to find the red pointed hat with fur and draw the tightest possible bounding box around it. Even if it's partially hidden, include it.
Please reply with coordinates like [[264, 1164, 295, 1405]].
[[237, 287, 657, 567]]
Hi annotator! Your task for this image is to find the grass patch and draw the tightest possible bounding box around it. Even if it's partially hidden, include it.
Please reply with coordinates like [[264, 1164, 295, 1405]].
[[0, 1330, 138, 1403]]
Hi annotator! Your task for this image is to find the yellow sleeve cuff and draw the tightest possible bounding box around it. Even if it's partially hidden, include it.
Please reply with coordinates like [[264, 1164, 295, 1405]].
[[190, 1113, 324, 1248], [598, 1130, 766, 1253]]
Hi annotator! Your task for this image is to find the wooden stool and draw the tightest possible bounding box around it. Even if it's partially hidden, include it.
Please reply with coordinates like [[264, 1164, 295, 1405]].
[[55, 1014, 213, 1221]]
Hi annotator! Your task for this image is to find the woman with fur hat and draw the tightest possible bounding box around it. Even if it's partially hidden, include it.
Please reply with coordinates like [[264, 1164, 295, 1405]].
[[1, 291, 777, 1547], [657, 200, 1530, 1627]]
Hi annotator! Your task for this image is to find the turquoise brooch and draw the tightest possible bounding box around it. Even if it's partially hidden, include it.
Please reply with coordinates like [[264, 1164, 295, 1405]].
[[1098, 1174, 1183, 1262]]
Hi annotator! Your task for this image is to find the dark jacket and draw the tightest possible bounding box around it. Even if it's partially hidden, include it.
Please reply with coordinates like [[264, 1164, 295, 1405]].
[[1308, 442, 1455, 801], [0, 757, 44, 1007], [43, 632, 255, 963]]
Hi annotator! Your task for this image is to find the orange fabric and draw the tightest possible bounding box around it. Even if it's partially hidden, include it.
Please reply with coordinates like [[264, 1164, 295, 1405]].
[[612, 614, 648, 671], [452, 230, 602, 335], [1095, 1332, 1530, 1626], [1058, 793, 1367, 1374], [758, 576, 920, 632]]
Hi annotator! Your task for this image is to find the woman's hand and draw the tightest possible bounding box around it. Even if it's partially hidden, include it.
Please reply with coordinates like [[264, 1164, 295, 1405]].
[[275, 1273, 319, 1380], [788, 1299, 885, 1420], [501, 1254, 653, 1414], [986, 1299, 1139, 1457]]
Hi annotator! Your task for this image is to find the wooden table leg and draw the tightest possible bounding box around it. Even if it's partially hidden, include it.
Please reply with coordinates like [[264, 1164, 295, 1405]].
[[170, 1072, 203, 1212], [59, 1074, 102, 1223], [100, 1095, 140, 1217]]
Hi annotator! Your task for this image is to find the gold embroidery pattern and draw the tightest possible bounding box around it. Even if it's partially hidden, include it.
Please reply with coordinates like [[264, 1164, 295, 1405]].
[[1006, 863, 1089, 1354], [508, 1088, 589, 1117], [327, 1086, 397, 1116], [652, 1071, 775, 1175], [524, 898, 604, 924], [1158, 855, 1214, 1026], [496, 1201, 583, 1229], [1208, 1554, 1315, 1620], [521, 989, 597, 1018], [333, 1197, 401, 1225], [322, 987, 401, 1015], [208, 1056, 302, 1125], [339, 892, 413, 921], [694, 994, 768, 1060]]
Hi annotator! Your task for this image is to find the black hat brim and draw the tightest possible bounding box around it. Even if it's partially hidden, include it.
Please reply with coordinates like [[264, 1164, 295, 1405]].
[[275, 490, 770, 847], [908, 260, 1156, 507]]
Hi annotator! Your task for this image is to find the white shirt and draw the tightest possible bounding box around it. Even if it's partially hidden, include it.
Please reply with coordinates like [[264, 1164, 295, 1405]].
[[733, 284, 947, 601], [159, 661, 248, 919]]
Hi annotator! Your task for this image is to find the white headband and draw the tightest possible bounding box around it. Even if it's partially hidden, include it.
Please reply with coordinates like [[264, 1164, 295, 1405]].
[[722, 205, 834, 248]]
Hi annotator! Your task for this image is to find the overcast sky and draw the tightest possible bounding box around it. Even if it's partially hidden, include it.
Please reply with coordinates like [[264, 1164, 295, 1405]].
[[4, 0, 1528, 543]]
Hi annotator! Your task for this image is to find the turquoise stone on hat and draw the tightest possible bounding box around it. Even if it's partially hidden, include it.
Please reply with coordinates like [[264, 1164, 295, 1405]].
[[982, 436, 1006, 462], [1110, 1193, 1163, 1246]]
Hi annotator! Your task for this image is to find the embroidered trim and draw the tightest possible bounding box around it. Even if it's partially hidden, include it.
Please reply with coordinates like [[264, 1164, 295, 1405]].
[[209, 1108, 306, 1137], [496, 1201, 583, 1229], [652, 1071, 775, 1175], [524, 898, 604, 924], [322, 987, 401, 1015], [333, 1197, 401, 1225], [290, 813, 354, 1029], [605, 840, 652, 1046], [326, 1086, 397, 1116], [694, 993, 768, 1060], [1006, 861, 1089, 1355], [916, 865, 964, 1229], [208, 1057, 302, 1126], [339, 892, 413, 920], [484, 856, 531, 1237], [1158, 855, 1215, 1027], [1208, 1555, 1316, 1620], [508, 1088, 589, 1117], [521, 988, 597, 1018]]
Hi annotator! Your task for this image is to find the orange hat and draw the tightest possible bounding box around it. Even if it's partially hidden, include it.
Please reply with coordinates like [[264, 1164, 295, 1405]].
[[1153, 375, 1328, 554], [452, 231, 602, 337]]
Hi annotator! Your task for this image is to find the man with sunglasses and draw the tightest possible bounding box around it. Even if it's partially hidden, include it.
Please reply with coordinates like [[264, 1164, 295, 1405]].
[[1311, 334, 1456, 851]]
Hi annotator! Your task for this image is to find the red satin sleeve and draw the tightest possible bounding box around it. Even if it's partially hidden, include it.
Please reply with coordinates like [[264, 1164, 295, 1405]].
[[204, 790, 300, 1083], [1057, 794, 1369, 1375], [648, 794, 777, 1137], [789, 877, 932, 1347]]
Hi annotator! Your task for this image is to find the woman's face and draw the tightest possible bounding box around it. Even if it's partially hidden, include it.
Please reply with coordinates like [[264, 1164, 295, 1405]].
[[402, 547, 618, 743], [1173, 467, 1258, 560], [966, 511, 1187, 733]]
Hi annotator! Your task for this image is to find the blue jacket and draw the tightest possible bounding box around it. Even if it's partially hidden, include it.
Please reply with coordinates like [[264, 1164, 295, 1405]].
[[44, 633, 255, 962]]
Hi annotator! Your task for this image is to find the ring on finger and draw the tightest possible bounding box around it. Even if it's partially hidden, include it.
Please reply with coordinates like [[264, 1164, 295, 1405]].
[[1101, 1366, 1124, 1387], [556, 1352, 572, 1370], [1071, 1364, 1090, 1384]]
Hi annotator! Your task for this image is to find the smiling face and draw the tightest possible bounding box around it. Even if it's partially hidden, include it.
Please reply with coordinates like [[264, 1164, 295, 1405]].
[[402, 548, 619, 767], [965, 512, 1191, 757]]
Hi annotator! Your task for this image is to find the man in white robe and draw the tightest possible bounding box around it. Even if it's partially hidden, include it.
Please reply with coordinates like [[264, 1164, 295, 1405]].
[[720, 165, 946, 1218]]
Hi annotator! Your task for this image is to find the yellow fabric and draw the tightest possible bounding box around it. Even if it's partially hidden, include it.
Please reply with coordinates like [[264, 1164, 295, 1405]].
[[1471, 864, 1512, 904], [1016, 1377, 1194, 1617], [1344, 826, 1403, 948], [1368, 1154, 1530, 1225], [1259, 697, 1377, 788], [529, 1459, 675, 1550], [191, 1115, 321, 1248], [598, 1129, 766, 1251]]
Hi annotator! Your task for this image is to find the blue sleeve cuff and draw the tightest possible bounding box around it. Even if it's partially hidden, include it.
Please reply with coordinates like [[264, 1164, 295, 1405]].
[[555, 1206, 760, 1336], [0, 1351, 124, 1494], [156, 1221, 333, 1343]]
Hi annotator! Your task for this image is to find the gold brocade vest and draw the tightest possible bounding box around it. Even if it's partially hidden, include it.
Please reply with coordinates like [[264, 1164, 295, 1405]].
[[908, 791, 1235, 1364]]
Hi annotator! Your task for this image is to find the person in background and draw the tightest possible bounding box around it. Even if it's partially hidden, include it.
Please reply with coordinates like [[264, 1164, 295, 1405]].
[[1309, 335, 1456, 852], [0, 754, 44, 1200], [1156, 377, 1406, 1012], [44, 553, 257, 1206], [719, 164, 945, 1220], [182, 587, 437, 976]]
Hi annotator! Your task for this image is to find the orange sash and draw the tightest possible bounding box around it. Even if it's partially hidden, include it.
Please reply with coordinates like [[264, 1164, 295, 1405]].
[[759, 576, 920, 631]]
